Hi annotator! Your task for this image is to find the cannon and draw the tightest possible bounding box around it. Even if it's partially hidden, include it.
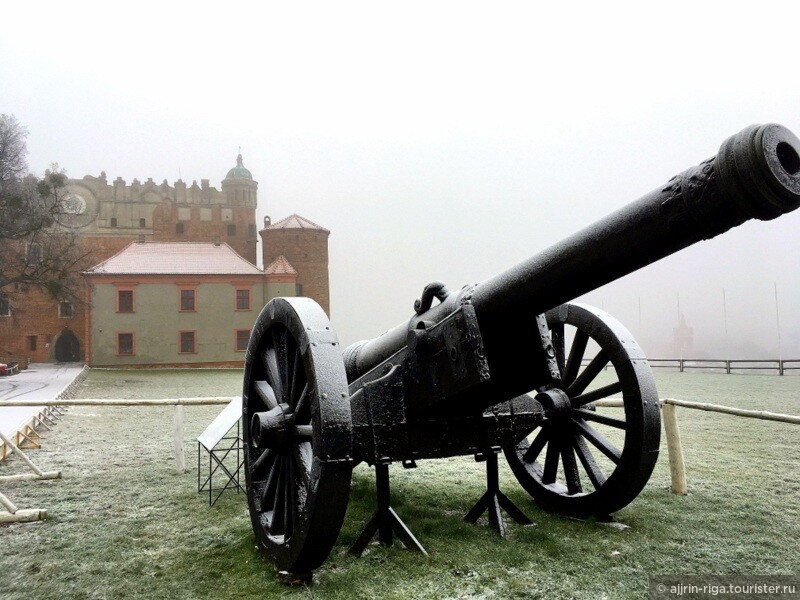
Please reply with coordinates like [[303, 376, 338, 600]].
[[241, 124, 800, 575]]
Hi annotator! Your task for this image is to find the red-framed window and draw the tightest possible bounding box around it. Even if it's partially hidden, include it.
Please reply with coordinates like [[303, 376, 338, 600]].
[[179, 331, 196, 354], [235, 329, 250, 352], [59, 300, 74, 318], [179, 288, 197, 312], [235, 288, 251, 311], [117, 289, 135, 313], [117, 332, 135, 356]]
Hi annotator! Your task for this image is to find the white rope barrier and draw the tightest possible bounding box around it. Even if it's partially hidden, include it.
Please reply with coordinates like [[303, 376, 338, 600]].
[[594, 397, 798, 495], [0, 397, 232, 407], [4, 395, 796, 498]]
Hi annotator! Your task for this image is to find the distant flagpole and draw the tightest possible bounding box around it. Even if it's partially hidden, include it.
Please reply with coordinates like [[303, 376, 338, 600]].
[[676, 292, 682, 360], [722, 288, 729, 359], [774, 282, 782, 360], [638, 295, 642, 336]]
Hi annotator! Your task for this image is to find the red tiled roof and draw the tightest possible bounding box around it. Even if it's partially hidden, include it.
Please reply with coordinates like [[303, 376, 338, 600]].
[[265, 214, 329, 232], [85, 242, 263, 275], [264, 255, 297, 275]]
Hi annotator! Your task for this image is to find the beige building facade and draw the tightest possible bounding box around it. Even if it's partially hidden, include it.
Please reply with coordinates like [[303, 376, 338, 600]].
[[85, 242, 294, 367]]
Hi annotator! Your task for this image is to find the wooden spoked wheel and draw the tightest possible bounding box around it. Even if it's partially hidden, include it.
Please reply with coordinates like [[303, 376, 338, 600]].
[[243, 297, 353, 574], [505, 303, 661, 517]]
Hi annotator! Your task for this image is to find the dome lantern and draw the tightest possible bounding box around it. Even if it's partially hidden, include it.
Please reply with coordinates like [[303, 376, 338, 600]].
[[225, 153, 253, 180]]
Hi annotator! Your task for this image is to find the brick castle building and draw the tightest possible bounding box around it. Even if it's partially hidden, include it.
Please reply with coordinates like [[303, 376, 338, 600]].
[[0, 155, 330, 366]]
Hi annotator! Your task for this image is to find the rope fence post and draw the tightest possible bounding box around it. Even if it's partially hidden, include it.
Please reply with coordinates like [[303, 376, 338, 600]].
[[173, 404, 186, 473], [661, 403, 687, 495]]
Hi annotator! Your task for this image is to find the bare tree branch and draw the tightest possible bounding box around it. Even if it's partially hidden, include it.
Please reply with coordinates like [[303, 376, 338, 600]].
[[0, 114, 28, 189], [0, 116, 94, 303]]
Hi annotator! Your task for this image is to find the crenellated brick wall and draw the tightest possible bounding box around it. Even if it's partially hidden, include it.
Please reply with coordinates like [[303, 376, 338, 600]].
[[150, 199, 257, 264]]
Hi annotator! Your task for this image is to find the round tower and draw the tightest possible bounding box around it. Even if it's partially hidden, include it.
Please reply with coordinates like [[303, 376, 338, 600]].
[[260, 214, 331, 315], [221, 153, 258, 208]]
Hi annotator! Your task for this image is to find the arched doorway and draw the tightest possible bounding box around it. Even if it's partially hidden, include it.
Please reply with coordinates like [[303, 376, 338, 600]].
[[55, 329, 81, 362]]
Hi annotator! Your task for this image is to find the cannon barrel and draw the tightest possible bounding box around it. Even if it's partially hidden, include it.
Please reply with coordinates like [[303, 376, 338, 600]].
[[344, 124, 800, 398]]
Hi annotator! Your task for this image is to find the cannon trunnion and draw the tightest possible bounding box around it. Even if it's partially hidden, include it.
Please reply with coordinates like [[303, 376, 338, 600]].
[[242, 124, 800, 574]]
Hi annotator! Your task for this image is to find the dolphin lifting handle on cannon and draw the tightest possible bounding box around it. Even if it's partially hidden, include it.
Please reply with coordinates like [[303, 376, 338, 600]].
[[240, 124, 800, 575]]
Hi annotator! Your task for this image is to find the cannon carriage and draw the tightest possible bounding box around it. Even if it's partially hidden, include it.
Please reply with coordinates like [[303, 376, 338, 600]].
[[241, 124, 800, 574]]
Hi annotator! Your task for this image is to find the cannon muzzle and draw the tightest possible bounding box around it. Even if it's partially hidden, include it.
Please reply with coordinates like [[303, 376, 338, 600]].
[[716, 123, 800, 221]]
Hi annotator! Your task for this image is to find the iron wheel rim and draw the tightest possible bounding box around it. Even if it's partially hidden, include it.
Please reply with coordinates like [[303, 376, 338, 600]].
[[242, 297, 352, 573], [505, 302, 661, 517]]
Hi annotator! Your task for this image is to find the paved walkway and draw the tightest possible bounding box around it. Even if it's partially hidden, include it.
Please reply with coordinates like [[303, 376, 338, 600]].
[[0, 363, 85, 438]]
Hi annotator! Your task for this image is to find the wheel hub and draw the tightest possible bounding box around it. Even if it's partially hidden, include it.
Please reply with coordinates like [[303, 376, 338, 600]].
[[251, 404, 295, 452], [534, 388, 572, 419]]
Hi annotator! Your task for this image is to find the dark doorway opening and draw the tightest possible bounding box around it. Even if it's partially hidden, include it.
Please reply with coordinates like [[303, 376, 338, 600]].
[[55, 330, 81, 362]]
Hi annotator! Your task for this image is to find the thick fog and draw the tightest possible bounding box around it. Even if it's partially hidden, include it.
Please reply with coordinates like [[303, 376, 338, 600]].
[[2, 2, 799, 358]]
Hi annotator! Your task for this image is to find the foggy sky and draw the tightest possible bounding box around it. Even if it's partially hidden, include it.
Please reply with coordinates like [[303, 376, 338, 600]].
[[2, 2, 799, 358]]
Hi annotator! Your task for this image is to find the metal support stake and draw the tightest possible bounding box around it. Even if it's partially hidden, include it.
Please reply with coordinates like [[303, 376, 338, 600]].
[[350, 461, 428, 556], [376, 462, 393, 547], [464, 450, 532, 538]]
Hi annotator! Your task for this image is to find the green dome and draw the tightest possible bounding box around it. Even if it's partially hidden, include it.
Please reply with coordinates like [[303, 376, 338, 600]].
[[226, 153, 252, 180]]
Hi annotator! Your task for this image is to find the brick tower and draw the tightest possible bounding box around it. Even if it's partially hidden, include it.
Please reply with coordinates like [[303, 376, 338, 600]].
[[259, 214, 330, 314]]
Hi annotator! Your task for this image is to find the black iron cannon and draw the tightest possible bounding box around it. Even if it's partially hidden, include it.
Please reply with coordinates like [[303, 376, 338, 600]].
[[241, 124, 800, 574]]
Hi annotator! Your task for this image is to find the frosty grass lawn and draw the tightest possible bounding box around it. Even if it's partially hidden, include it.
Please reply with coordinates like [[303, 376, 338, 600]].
[[1, 368, 798, 599]]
